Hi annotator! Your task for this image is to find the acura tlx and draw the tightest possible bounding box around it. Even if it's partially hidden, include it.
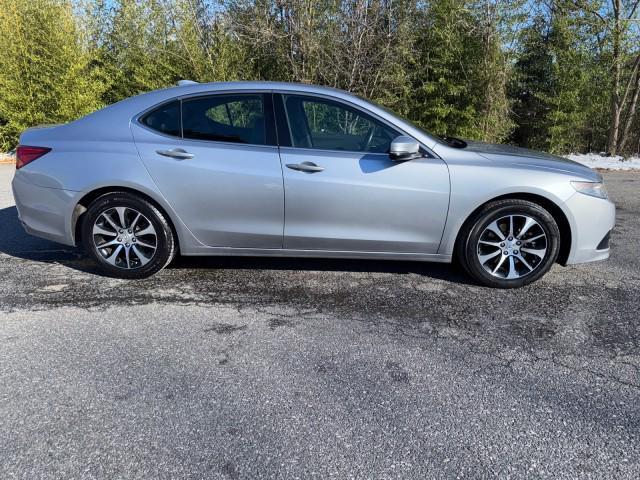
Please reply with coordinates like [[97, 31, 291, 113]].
[[11, 81, 615, 288]]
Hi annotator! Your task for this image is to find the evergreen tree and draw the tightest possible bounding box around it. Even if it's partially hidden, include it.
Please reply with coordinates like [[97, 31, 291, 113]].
[[510, 16, 555, 150], [468, 0, 522, 142], [509, 3, 617, 154], [0, 0, 106, 150], [409, 0, 518, 142], [0, 0, 637, 155], [170, 0, 248, 82], [98, 0, 183, 103], [545, 10, 594, 154], [410, 0, 479, 138]]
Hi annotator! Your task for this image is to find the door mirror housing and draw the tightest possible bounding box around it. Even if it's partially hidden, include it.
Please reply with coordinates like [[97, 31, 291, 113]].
[[389, 136, 422, 161]]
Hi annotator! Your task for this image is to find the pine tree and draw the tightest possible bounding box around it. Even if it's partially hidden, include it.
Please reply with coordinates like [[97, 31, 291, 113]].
[[410, 0, 479, 138], [510, 3, 614, 154], [468, 0, 522, 143], [510, 16, 555, 150]]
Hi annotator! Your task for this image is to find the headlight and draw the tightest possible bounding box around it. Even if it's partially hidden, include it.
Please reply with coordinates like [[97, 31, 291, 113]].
[[571, 181, 608, 199]]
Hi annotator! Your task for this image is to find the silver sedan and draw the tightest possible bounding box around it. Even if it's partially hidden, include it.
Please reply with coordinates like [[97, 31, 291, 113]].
[[11, 81, 615, 287]]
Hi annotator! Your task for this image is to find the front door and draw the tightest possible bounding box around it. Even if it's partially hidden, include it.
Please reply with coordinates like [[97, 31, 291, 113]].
[[132, 93, 284, 248], [276, 93, 450, 253]]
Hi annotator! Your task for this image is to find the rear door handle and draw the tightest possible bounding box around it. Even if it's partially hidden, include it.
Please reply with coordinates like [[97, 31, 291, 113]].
[[286, 161, 324, 173], [156, 148, 194, 160]]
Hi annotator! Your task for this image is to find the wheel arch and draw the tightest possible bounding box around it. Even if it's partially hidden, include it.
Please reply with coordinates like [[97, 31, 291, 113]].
[[453, 192, 572, 266], [72, 186, 181, 253]]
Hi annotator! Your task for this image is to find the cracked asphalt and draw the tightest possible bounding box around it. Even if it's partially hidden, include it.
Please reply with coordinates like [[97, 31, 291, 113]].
[[0, 164, 638, 479]]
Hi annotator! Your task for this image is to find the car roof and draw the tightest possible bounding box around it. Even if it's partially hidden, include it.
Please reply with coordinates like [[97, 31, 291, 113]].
[[147, 81, 356, 104], [170, 80, 349, 94]]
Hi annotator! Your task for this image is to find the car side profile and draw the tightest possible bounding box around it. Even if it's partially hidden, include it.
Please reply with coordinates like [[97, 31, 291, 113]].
[[12, 81, 615, 288]]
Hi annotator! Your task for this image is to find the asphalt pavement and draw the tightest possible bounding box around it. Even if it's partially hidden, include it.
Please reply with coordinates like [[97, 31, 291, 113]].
[[0, 164, 638, 479]]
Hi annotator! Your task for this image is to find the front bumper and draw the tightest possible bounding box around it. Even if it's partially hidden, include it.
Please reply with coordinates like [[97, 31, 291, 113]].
[[11, 171, 77, 246], [564, 191, 615, 265]]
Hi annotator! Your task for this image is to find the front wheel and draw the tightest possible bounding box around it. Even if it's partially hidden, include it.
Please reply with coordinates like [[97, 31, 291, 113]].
[[457, 199, 560, 288], [81, 192, 176, 279]]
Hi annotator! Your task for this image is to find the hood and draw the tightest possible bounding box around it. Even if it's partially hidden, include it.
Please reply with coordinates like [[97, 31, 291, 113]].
[[463, 141, 601, 182]]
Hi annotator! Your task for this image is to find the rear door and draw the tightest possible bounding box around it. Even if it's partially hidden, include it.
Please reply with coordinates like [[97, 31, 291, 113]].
[[132, 92, 284, 248], [276, 93, 450, 253]]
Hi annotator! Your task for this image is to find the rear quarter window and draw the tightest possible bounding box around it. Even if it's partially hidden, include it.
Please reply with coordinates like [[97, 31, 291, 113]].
[[141, 101, 181, 137]]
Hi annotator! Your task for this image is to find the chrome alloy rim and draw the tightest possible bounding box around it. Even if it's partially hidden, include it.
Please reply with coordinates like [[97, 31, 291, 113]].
[[476, 214, 548, 280], [92, 207, 157, 269]]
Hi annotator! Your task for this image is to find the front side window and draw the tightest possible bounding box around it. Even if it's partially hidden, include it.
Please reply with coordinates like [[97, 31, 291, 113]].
[[141, 101, 181, 137], [282, 95, 398, 153], [182, 94, 266, 145]]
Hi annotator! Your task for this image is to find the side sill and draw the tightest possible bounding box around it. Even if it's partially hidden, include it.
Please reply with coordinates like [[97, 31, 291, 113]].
[[180, 247, 453, 263]]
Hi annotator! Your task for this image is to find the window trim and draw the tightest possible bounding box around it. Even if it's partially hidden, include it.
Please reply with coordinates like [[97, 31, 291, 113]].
[[273, 93, 291, 148], [135, 90, 278, 148], [273, 91, 435, 157]]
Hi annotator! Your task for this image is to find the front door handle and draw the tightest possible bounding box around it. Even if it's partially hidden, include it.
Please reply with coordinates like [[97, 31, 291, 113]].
[[286, 161, 324, 173], [156, 148, 194, 160]]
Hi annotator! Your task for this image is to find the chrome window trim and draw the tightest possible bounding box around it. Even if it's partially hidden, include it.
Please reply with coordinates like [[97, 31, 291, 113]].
[[278, 146, 392, 158], [179, 138, 279, 151]]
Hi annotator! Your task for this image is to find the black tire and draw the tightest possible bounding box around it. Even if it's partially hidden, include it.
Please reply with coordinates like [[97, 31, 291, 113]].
[[456, 199, 560, 288], [81, 192, 176, 279]]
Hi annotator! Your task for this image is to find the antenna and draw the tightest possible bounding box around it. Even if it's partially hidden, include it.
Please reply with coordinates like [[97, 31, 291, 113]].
[[176, 80, 199, 87]]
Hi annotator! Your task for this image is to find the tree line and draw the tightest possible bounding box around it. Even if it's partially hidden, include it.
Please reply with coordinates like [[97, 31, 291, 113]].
[[0, 0, 639, 156]]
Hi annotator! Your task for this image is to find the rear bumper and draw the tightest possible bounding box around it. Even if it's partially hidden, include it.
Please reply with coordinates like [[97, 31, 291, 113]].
[[11, 171, 77, 246], [564, 192, 615, 265]]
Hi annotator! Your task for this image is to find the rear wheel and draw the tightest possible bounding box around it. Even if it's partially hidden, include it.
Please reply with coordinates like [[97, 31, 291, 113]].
[[81, 192, 176, 278], [457, 199, 560, 288]]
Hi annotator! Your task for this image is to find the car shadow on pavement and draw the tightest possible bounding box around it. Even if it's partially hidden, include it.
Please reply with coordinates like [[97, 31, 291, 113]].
[[0, 205, 473, 284], [169, 255, 473, 284], [0, 206, 99, 273]]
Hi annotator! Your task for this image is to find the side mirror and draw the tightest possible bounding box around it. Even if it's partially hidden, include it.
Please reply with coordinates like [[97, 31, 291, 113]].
[[389, 136, 422, 161]]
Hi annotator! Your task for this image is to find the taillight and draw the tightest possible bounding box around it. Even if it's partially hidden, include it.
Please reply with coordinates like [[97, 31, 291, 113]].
[[16, 145, 51, 169]]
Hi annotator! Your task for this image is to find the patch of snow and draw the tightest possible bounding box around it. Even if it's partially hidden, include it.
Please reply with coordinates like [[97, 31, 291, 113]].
[[565, 153, 640, 170]]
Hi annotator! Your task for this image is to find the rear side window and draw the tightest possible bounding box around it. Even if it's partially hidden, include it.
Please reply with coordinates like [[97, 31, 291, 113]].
[[141, 101, 181, 137], [182, 95, 266, 145]]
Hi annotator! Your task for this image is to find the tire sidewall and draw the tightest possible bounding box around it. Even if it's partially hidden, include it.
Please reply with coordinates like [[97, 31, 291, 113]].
[[464, 202, 560, 288], [81, 193, 174, 279]]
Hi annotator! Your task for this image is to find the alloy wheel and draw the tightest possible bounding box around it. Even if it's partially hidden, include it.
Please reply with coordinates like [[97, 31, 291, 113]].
[[476, 214, 548, 280], [92, 206, 158, 269]]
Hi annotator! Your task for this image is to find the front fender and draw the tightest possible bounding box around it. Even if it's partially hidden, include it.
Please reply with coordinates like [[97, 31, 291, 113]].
[[437, 158, 578, 257]]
